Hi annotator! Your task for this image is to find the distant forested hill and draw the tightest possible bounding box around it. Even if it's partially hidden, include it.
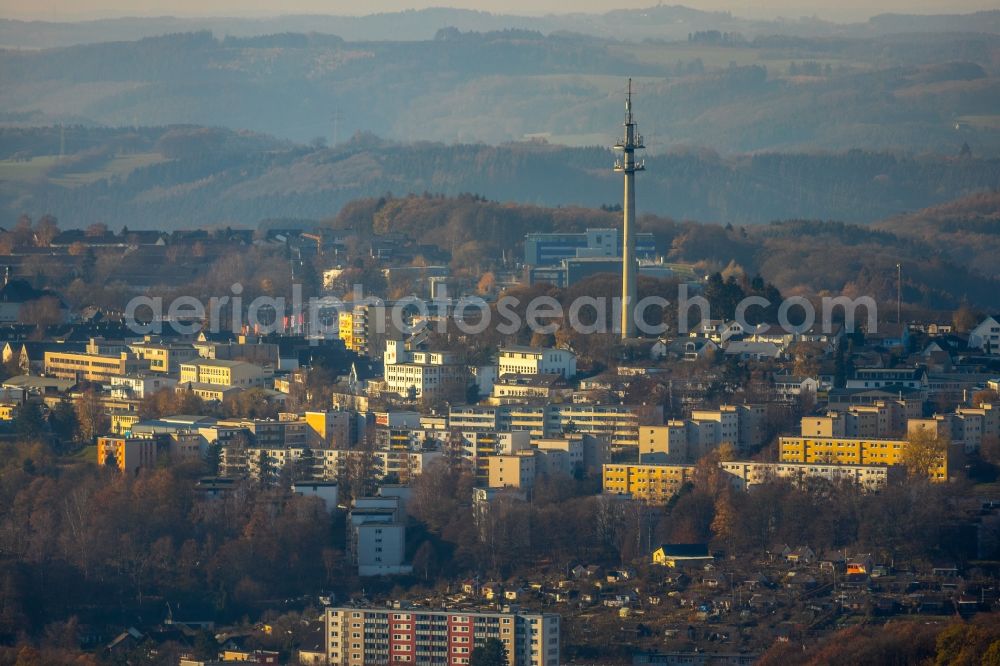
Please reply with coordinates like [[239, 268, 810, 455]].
[[1, 126, 997, 229], [1, 29, 998, 153], [321, 191, 1000, 310], [2, 7, 999, 48]]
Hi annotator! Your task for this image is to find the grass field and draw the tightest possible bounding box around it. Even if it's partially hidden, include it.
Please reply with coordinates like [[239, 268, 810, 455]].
[[0, 152, 165, 187], [0, 154, 62, 182]]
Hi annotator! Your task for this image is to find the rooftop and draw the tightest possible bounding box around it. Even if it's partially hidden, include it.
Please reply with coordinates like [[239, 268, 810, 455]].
[[500, 345, 571, 355], [183, 358, 257, 368]]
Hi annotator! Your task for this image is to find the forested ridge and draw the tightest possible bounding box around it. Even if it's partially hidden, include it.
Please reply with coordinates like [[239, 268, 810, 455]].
[[321, 190, 1000, 310], [1, 27, 998, 151], [1, 126, 998, 229], [3, 6, 1000, 48]]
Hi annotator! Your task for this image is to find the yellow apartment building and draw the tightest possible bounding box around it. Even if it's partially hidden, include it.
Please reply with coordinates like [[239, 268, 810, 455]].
[[97, 436, 157, 474], [602, 463, 697, 502], [779, 435, 950, 481], [488, 451, 537, 490], [44, 351, 147, 383], [179, 359, 265, 388]]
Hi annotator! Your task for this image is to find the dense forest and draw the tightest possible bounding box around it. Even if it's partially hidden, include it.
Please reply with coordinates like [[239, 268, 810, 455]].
[[759, 613, 1000, 665], [1, 126, 998, 229]]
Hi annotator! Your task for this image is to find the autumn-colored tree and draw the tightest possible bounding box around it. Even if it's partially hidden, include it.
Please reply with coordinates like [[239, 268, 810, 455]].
[[476, 271, 496, 295], [902, 427, 949, 480], [791, 341, 825, 377], [33, 215, 59, 247], [663, 489, 715, 544], [711, 485, 737, 551], [410, 457, 474, 534], [984, 640, 1000, 666], [973, 389, 997, 408], [717, 442, 737, 462], [84, 222, 108, 238], [983, 436, 1000, 466], [953, 303, 980, 333], [339, 436, 381, 502], [411, 540, 439, 580], [11, 215, 33, 247], [529, 331, 555, 348], [18, 296, 64, 329], [935, 621, 991, 666], [73, 389, 108, 444]]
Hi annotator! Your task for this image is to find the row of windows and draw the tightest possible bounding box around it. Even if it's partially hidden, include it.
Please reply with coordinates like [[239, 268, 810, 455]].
[[48, 358, 123, 370]]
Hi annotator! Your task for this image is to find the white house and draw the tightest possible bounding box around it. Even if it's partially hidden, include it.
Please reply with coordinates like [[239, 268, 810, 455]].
[[969, 316, 1000, 355], [652, 337, 718, 362], [110, 374, 178, 400], [498, 346, 577, 379], [692, 319, 745, 344], [773, 375, 820, 401]]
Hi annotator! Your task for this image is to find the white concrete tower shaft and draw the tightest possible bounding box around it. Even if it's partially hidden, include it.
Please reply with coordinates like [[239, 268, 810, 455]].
[[614, 78, 645, 339]]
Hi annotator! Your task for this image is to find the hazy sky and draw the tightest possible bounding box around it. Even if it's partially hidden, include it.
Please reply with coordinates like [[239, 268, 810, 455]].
[[1, 1, 997, 21]]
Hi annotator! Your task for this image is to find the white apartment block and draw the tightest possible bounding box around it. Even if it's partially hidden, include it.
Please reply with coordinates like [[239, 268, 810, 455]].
[[957, 403, 1000, 443], [383, 341, 468, 400], [640, 405, 764, 462], [222, 445, 439, 484], [447, 403, 657, 449], [532, 437, 585, 475], [908, 412, 984, 453], [449, 405, 508, 431], [801, 401, 911, 440], [348, 497, 410, 576], [546, 403, 657, 449], [719, 460, 904, 491], [292, 481, 339, 513]]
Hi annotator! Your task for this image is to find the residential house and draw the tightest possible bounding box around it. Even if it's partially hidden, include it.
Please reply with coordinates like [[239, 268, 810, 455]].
[[651, 544, 713, 568], [723, 341, 783, 361], [498, 346, 577, 379], [786, 546, 816, 566], [969, 316, 1000, 354], [652, 337, 718, 362]]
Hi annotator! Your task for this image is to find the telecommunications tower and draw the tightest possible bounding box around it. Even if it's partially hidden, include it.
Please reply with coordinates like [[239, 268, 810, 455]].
[[614, 78, 645, 339]]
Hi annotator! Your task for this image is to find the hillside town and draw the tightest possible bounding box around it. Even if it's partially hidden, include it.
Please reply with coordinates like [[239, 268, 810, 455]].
[[2, 8, 1000, 661], [3, 207, 1000, 665]]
